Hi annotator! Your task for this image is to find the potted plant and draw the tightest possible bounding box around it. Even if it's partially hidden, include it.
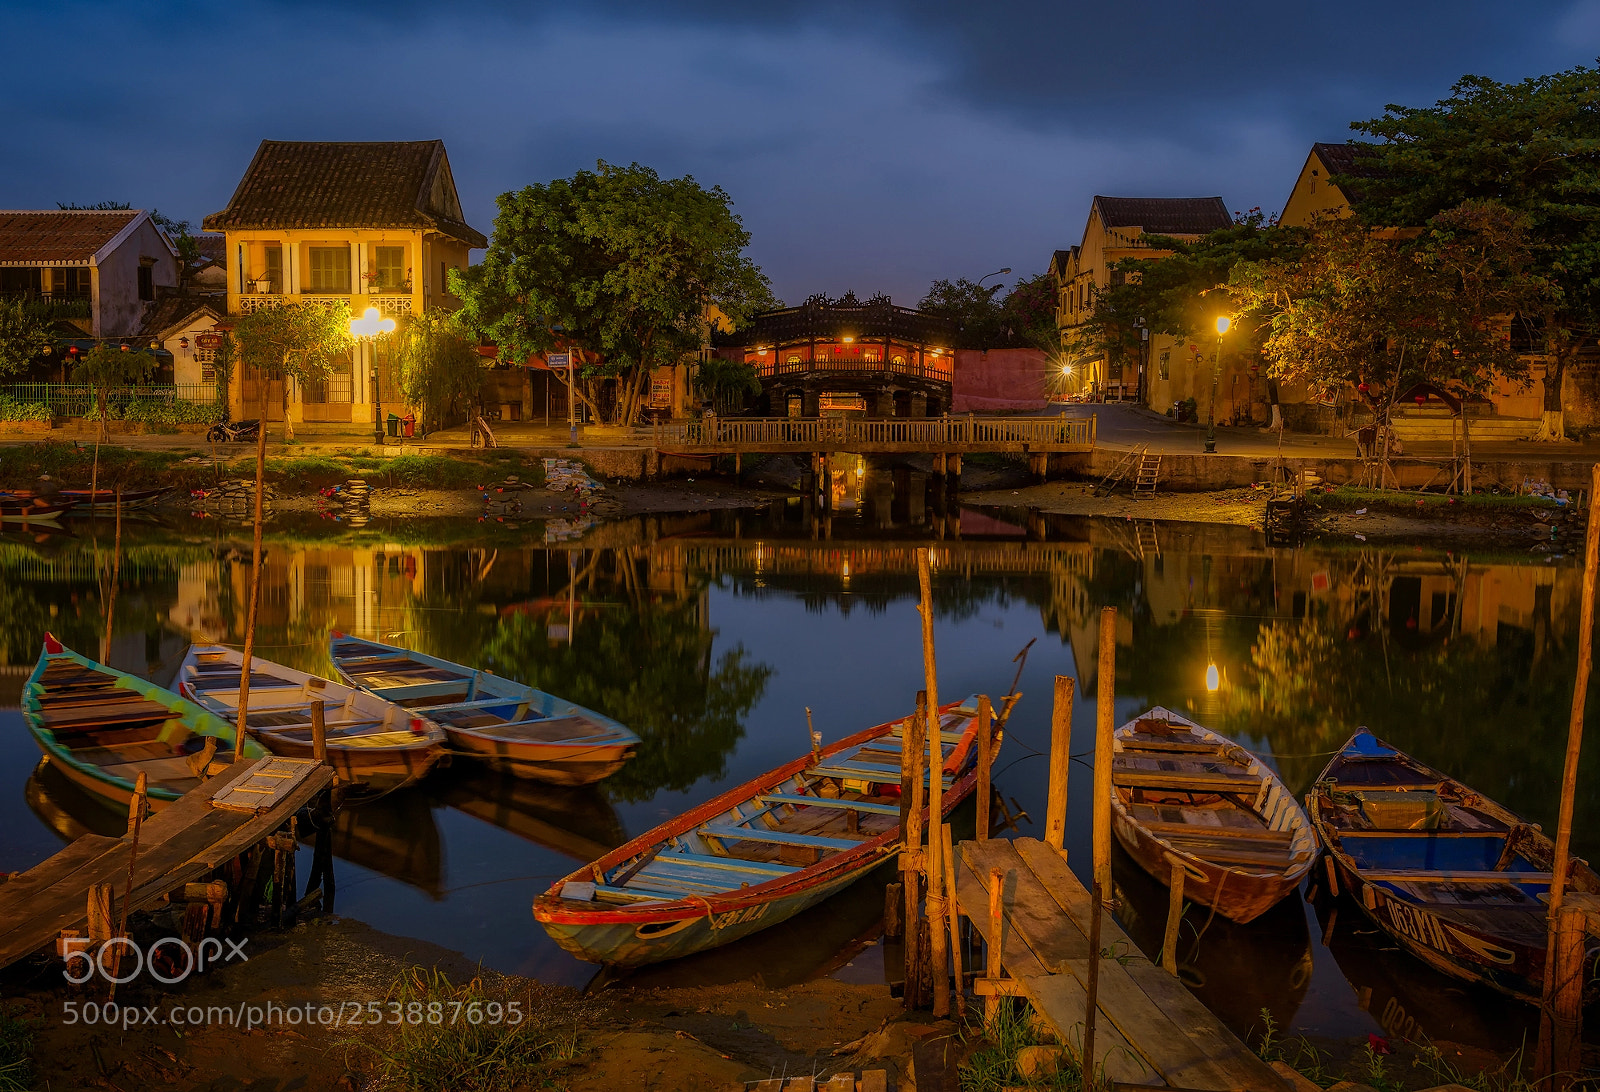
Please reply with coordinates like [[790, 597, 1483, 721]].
[[252, 277, 273, 294], [363, 270, 383, 294]]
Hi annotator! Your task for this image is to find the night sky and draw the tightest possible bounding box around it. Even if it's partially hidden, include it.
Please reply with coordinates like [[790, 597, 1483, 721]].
[[2, 2, 1595, 304]]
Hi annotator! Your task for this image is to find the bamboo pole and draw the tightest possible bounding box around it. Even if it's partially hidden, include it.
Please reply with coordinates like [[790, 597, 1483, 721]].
[[311, 699, 327, 765], [110, 770, 148, 993], [941, 822, 963, 1016], [1536, 463, 1600, 1081], [806, 706, 821, 765], [976, 694, 993, 839], [100, 487, 122, 665], [1045, 674, 1075, 853], [902, 691, 927, 1009], [985, 866, 1004, 1025], [916, 548, 949, 1018], [1548, 904, 1586, 1084], [234, 389, 269, 763], [1094, 607, 1117, 897], [1162, 856, 1186, 975]]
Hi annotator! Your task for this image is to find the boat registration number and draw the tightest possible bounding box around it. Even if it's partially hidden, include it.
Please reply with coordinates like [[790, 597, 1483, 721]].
[[710, 904, 768, 931]]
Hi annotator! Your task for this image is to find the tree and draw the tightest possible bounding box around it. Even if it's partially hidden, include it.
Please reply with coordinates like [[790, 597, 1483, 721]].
[[998, 272, 1059, 348], [919, 278, 1003, 348], [210, 329, 238, 423], [73, 345, 156, 442], [693, 356, 761, 410], [233, 302, 353, 440], [455, 160, 774, 426], [1349, 65, 1600, 440], [0, 299, 49, 378], [393, 308, 486, 433]]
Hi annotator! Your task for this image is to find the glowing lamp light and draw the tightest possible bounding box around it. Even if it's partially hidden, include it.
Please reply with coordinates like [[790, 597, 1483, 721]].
[[842, 336, 855, 344], [350, 307, 396, 339], [1214, 316, 1232, 335], [1205, 663, 1221, 692]]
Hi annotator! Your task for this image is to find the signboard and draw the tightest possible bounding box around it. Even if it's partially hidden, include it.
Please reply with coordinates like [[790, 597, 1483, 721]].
[[547, 352, 571, 370], [195, 332, 223, 350], [650, 371, 673, 408]]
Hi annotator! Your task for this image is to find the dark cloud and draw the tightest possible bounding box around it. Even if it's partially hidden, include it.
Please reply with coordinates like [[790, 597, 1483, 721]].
[[0, 0, 1593, 302]]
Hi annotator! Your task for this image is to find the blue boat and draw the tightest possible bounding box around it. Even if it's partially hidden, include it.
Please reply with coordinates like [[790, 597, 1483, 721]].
[[1309, 729, 1598, 1003], [328, 633, 638, 785]]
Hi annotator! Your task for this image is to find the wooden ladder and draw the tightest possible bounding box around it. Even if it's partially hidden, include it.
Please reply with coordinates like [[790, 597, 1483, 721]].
[[1135, 521, 1160, 558], [1133, 452, 1161, 494], [1094, 444, 1147, 496]]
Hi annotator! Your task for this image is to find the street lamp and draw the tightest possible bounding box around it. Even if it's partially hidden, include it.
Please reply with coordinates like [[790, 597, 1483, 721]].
[[977, 267, 1011, 288], [350, 306, 397, 444], [1204, 315, 1231, 453]]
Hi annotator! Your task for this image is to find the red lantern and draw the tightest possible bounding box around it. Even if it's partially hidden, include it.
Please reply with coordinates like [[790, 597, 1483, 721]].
[[68, 346, 80, 358], [1357, 382, 1369, 393], [1414, 394, 1426, 405], [119, 343, 130, 352], [179, 336, 190, 350]]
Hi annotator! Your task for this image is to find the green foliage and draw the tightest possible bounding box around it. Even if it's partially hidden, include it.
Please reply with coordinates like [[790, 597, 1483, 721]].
[[0, 395, 50, 422], [693, 356, 761, 401], [1230, 205, 1536, 406], [1251, 1009, 1333, 1087], [0, 1003, 35, 1092], [84, 398, 215, 426], [918, 274, 1057, 350], [1311, 486, 1557, 511], [1410, 1035, 1534, 1092], [73, 345, 157, 441], [479, 596, 771, 803], [1351, 65, 1600, 430], [381, 454, 514, 489], [456, 160, 775, 425], [234, 301, 354, 434], [958, 1001, 1095, 1091], [394, 309, 486, 431], [0, 298, 51, 379], [350, 967, 579, 1092]]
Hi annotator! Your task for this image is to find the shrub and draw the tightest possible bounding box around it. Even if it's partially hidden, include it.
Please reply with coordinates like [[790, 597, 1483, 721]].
[[0, 1003, 35, 1092], [0, 396, 50, 422]]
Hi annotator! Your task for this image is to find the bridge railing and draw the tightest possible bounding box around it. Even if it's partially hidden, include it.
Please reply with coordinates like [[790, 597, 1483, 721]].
[[641, 414, 1095, 450]]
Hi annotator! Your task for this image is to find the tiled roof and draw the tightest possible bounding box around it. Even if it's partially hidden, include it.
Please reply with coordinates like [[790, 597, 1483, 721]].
[[1312, 142, 1384, 180], [194, 232, 226, 267], [202, 140, 487, 248], [140, 296, 225, 339], [1094, 197, 1231, 236], [0, 210, 142, 265]]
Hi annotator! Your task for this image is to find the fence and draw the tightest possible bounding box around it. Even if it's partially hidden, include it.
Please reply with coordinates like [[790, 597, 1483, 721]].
[[3, 384, 220, 415], [642, 414, 1096, 452]]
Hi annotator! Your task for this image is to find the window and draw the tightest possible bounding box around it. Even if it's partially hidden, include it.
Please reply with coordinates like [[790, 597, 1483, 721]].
[[440, 261, 449, 296], [1158, 350, 1170, 381], [263, 244, 282, 292], [307, 246, 351, 293], [49, 269, 91, 299], [137, 264, 154, 301], [1, 267, 41, 297], [375, 247, 405, 290]]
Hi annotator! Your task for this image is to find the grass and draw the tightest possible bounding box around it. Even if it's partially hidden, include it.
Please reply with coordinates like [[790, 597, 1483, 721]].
[[1310, 485, 1561, 512], [958, 1000, 1103, 1092], [349, 968, 579, 1092], [1251, 1010, 1335, 1087], [0, 1003, 35, 1092]]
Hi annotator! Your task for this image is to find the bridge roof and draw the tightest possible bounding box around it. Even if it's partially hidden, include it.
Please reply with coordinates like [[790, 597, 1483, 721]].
[[733, 301, 957, 347]]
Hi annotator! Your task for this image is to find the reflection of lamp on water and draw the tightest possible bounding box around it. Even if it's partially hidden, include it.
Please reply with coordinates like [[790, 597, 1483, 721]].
[[1205, 663, 1221, 692]]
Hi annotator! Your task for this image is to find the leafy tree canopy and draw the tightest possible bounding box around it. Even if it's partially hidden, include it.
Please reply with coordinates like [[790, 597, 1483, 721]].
[[919, 273, 1059, 349], [455, 161, 775, 425], [393, 308, 486, 432], [1349, 65, 1600, 436], [73, 345, 157, 441], [0, 299, 50, 378], [234, 302, 353, 438]]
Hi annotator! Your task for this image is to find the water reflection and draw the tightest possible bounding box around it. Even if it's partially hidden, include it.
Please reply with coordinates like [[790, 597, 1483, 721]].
[[1, 478, 1596, 1042]]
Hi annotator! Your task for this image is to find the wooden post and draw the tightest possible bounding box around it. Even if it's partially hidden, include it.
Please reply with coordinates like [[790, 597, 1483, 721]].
[[916, 547, 949, 1018], [110, 770, 148, 991], [311, 699, 327, 764], [985, 867, 1004, 1025], [1094, 607, 1117, 897], [1538, 464, 1600, 1082], [976, 694, 993, 839], [884, 882, 904, 938], [942, 822, 963, 1015], [806, 706, 821, 765], [1083, 879, 1104, 1082], [100, 486, 122, 665], [1045, 674, 1075, 853], [1162, 856, 1186, 975], [902, 691, 927, 1010], [235, 395, 270, 763], [1549, 903, 1587, 1085]]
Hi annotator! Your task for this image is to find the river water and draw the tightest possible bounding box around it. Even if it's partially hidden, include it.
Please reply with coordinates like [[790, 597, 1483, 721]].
[[1, 469, 1593, 1053]]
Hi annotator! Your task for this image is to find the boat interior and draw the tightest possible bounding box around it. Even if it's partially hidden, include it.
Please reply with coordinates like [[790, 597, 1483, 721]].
[[564, 708, 976, 906], [181, 649, 422, 748], [1114, 716, 1312, 876], [32, 657, 235, 793], [333, 638, 631, 745]]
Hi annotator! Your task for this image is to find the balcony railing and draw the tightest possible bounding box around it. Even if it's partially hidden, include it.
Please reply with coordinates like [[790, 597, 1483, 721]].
[[753, 352, 954, 384], [641, 414, 1095, 452]]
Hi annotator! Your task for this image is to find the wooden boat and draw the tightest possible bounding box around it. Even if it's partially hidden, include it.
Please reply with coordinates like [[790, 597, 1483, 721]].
[[328, 633, 638, 786], [0, 498, 74, 525], [177, 644, 447, 791], [1310, 729, 1600, 1003], [22, 636, 264, 809], [1110, 708, 1318, 924], [1, 487, 169, 512], [534, 696, 997, 967]]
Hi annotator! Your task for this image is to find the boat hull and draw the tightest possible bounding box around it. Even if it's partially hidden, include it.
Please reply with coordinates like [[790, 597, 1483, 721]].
[[249, 731, 444, 792], [443, 727, 630, 785], [1112, 811, 1304, 925]]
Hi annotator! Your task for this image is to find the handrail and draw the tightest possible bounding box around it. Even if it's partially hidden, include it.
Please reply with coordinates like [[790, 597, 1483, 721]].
[[641, 415, 1095, 451]]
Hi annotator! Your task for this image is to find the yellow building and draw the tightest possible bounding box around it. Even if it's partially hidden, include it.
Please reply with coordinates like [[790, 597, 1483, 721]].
[[203, 140, 487, 425], [1278, 142, 1375, 228], [1050, 196, 1241, 416]]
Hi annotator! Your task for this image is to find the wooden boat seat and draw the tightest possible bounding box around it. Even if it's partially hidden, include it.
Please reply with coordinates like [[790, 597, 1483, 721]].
[[1119, 739, 1225, 756], [188, 673, 297, 691], [1140, 818, 1291, 842], [699, 823, 860, 850], [1113, 768, 1257, 792], [656, 850, 797, 877], [473, 716, 619, 744], [97, 755, 204, 785], [375, 680, 468, 701], [1362, 869, 1555, 885], [758, 793, 900, 816], [70, 741, 179, 766]]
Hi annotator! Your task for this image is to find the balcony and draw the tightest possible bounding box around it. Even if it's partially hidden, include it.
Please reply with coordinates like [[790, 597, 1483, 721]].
[[0, 293, 92, 321]]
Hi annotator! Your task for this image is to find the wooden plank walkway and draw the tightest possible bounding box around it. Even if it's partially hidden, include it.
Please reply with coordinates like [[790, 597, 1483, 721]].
[[0, 756, 333, 970], [955, 836, 1284, 1092], [641, 415, 1096, 455]]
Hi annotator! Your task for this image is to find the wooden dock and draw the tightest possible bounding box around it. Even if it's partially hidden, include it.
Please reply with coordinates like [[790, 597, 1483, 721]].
[[0, 756, 333, 971], [955, 836, 1284, 1092]]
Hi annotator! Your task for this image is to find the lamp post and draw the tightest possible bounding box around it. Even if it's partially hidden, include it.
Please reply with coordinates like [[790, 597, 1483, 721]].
[[1204, 315, 1231, 454], [349, 306, 397, 445], [977, 267, 1011, 288]]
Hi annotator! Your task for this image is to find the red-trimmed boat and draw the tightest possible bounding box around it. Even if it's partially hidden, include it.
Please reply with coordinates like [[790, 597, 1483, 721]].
[[533, 696, 999, 967], [0, 497, 74, 526]]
